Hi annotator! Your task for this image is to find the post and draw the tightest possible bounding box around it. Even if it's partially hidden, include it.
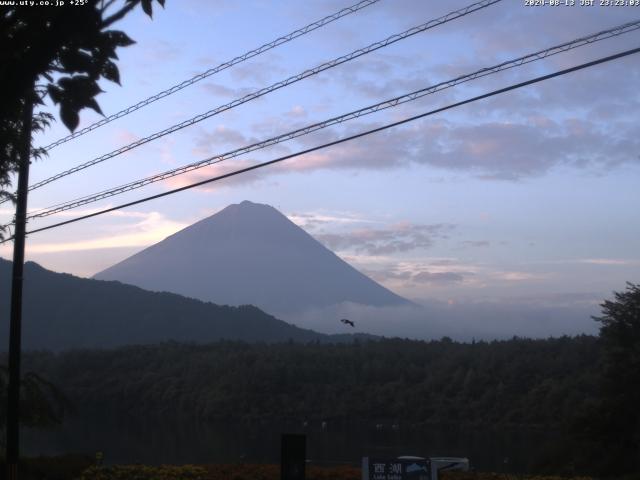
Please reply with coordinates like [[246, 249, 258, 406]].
[[281, 434, 306, 480], [6, 96, 34, 480]]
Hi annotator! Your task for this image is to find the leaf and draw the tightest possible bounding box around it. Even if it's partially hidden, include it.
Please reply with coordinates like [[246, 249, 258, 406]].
[[94, 38, 119, 60], [141, 0, 153, 17], [85, 98, 104, 116], [60, 104, 79, 132], [59, 49, 94, 74], [54, 76, 106, 127], [156, 0, 165, 7], [59, 75, 103, 99], [102, 60, 121, 85], [104, 30, 135, 48], [47, 85, 63, 104]]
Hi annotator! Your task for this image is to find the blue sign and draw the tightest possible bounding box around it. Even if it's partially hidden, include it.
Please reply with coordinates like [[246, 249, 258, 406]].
[[362, 457, 431, 480]]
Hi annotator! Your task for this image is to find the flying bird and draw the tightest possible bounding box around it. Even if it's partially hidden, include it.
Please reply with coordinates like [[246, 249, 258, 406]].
[[340, 318, 355, 327]]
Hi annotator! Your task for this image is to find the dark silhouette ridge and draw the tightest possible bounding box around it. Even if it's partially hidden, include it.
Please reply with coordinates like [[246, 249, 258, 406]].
[[0, 258, 372, 351], [94, 200, 412, 314]]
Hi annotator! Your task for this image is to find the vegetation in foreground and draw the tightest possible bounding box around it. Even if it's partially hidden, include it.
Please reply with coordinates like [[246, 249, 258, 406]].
[[0, 458, 614, 480], [16, 335, 599, 428], [1, 335, 606, 476], [1, 284, 638, 477]]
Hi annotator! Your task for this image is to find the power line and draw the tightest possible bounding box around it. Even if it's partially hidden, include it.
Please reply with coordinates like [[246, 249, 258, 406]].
[[23, 0, 502, 195], [41, 0, 383, 151], [25, 19, 640, 220], [7, 45, 637, 242]]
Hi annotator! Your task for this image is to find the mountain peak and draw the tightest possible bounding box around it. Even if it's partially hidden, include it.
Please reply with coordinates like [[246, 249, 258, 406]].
[[231, 200, 269, 210], [223, 200, 282, 217], [95, 202, 410, 314]]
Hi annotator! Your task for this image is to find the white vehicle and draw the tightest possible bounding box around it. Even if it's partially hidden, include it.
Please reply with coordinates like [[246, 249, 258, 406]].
[[430, 457, 470, 480]]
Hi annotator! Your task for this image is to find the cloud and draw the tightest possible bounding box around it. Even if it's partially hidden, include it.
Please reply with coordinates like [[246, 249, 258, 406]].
[[284, 123, 416, 171], [466, 3, 636, 61], [278, 300, 599, 340], [0, 211, 187, 255], [410, 118, 640, 179], [411, 271, 465, 284], [461, 240, 490, 248], [493, 271, 549, 282], [191, 112, 639, 182], [275, 3, 640, 180], [297, 0, 640, 118], [162, 159, 265, 191], [182, 57, 638, 183], [113, 129, 140, 145], [365, 269, 413, 282], [328, 53, 435, 100], [193, 125, 251, 155], [365, 0, 636, 61], [286, 105, 307, 118], [5, 205, 147, 221], [35, 206, 120, 219], [228, 56, 286, 84], [287, 211, 375, 230], [501, 291, 604, 308], [160, 119, 434, 191], [466, 58, 640, 120], [362, 260, 474, 288], [428, 258, 462, 267], [315, 222, 455, 256], [190, 123, 293, 162], [140, 40, 183, 63], [534, 258, 640, 267], [578, 258, 639, 266], [200, 82, 254, 99]]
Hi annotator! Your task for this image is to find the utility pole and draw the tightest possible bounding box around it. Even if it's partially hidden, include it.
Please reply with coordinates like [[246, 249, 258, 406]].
[[6, 95, 34, 480]]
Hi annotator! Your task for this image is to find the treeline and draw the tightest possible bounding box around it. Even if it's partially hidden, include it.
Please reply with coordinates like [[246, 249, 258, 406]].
[[0, 259, 335, 351], [18, 336, 599, 428]]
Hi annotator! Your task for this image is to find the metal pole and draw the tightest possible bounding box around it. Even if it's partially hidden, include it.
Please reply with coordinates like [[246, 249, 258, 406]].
[[6, 96, 34, 480]]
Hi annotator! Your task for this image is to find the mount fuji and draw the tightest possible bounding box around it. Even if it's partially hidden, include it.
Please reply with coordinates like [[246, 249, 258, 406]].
[[94, 201, 411, 315]]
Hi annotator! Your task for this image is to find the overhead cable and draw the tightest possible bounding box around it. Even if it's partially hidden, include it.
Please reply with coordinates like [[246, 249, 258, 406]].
[[26, 19, 640, 220], [23, 0, 502, 195], [41, 0, 383, 151], [6, 45, 637, 241]]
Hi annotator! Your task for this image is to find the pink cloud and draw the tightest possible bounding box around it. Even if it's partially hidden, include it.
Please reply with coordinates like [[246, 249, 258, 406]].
[[162, 159, 263, 192]]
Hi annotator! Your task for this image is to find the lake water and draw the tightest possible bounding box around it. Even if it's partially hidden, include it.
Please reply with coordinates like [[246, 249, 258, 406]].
[[23, 415, 559, 473]]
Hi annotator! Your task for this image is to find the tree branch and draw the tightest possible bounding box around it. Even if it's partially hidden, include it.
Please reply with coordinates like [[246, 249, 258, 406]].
[[101, 1, 138, 28], [100, 0, 119, 15]]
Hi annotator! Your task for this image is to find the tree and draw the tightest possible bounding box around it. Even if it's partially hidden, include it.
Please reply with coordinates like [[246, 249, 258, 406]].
[[0, 0, 165, 213], [584, 283, 640, 475], [1, 2, 166, 476], [0, 365, 71, 449]]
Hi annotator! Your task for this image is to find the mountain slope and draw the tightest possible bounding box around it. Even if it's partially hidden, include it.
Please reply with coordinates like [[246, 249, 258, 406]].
[[0, 259, 332, 351], [94, 201, 410, 314]]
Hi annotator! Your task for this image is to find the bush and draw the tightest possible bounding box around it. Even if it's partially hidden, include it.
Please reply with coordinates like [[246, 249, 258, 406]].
[[76, 464, 208, 480], [0, 454, 93, 480]]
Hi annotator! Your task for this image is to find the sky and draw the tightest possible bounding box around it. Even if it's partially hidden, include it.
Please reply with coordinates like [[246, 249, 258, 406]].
[[1, 0, 639, 337]]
